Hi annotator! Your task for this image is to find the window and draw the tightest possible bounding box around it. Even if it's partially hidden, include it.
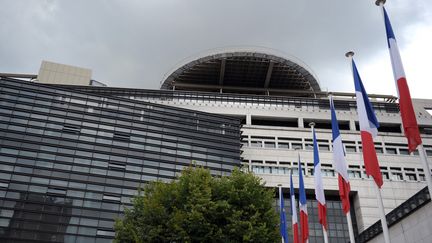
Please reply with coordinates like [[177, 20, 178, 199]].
[[345, 146, 356, 153], [385, 148, 397, 154], [250, 141, 262, 148], [278, 142, 289, 149], [390, 167, 403, 180], [405, 168, 417, 181], [399, 148, 409, 155], [375, 147, 384, 154], [103, 194, 121, 202], [378, 166, 389, 180], [96, 230, 115, 237], [418, 169, 426, 181], [62, 124, 81, 134], [292, 143, 303, 150], [108, 163, 126, 171], [47, 187, 67, 195], [264, 142, 276, 148]]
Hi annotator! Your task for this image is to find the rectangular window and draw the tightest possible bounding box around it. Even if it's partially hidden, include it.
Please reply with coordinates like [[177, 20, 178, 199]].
[[292, 143, 303, 150], [345, 146, 356, 153], [250, 141, 262, 148], [109, 163, 126, 171], [386, 148, 397, 155], [399, 148, 409, 155], [47, 187, 67, 195], [96, 230, 115, 237], [103, 195, 121, 202], [264, 142, 276, 148]]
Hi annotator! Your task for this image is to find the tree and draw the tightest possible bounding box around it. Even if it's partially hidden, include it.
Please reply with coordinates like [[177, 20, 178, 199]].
[[114, 167, 279, 243]]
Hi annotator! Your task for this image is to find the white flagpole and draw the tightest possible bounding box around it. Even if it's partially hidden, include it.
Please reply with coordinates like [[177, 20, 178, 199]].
[[322, 225, 329, 243], [375, 0, 432, 200], [345, 51, 391, 243], [417, 144, 432, 198], [346, 212, 356, 243], [373, 182, 391, 243]]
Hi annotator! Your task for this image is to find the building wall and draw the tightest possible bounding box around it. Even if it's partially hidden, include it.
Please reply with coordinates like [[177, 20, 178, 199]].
[[139, 94, 432, 233], [367, 202, 432, 243], [0, 78, 241, 243], [37, 61, 92, 86]]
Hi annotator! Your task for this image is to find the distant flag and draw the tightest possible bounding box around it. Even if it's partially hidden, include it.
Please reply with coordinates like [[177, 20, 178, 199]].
[[290, 171, 299, 243], [351, 59, 383, 188], [279, 186, 289, 243], [382, 7, 422, 152], [298, 156, 308, 243], [312, 127, 327, 230], [330, 97, 351, 214]]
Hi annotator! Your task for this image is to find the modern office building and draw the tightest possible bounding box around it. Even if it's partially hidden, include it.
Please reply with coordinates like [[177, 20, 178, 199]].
[[0, 77, 241, 242], [1, 49, 432, 242]]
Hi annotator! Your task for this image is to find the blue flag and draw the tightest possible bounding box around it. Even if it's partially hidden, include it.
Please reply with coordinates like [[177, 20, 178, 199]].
[[279, 186, 289, 243]]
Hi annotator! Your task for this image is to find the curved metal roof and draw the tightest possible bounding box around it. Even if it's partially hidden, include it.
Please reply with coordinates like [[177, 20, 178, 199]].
[[161, 49, 320, 94]]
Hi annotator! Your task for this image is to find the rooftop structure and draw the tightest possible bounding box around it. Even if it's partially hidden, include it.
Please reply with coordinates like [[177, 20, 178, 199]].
[[161, 49, 321, 96]]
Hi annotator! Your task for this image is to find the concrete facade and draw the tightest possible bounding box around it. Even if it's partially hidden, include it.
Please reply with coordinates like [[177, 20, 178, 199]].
[[37, 61, 92, 86], [133, 95, 432, 232], [367, 202, 432, 243]]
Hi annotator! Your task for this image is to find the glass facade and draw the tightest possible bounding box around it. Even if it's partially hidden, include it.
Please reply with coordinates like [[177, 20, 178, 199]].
[[277, 194, 357, 243], [0, 78, 242, 242]]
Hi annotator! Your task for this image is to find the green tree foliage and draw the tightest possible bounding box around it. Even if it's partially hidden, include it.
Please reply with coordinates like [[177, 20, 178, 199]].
[[114, 167, 279, 243]]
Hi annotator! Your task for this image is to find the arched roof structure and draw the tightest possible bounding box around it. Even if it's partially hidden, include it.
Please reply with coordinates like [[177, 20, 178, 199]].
[[161, 48, 320, 95]]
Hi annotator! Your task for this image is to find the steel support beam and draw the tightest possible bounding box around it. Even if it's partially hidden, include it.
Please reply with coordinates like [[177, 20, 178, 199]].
[[219, 59, 226, 86], [263, 61, 274, 89]]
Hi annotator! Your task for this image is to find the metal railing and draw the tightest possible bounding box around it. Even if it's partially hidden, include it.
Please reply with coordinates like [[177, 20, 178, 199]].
[[61, 85, 400, 113]]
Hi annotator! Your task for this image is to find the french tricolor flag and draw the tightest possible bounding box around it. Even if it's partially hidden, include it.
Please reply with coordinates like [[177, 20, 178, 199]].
[[290, 171, 299, 243], [330, 97, 351, 214], [298, 156, 308, 243], [312, 127, 327, 230], [383, 7, 422, 152], [352, 59, 383, 188]]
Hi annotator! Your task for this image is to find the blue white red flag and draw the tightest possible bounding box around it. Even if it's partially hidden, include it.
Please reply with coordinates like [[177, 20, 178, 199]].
[[383, 7, 422, 152], [290, 171, 299, 243], [352, 59, 383, 188], [298, 156, 308, 243], [330, 97, 351, 214], [312, 127, 327, 230]]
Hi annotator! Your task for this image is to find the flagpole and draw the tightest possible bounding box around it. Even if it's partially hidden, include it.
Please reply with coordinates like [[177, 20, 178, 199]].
[[345, 51, 390, 243], [375, 0, 432, 200], [373, 182, 391, 243], [346, 212, 356, 243], [418, 144, 432, 199], [309, 123, 329, 243], [322, 226, 329, 243]]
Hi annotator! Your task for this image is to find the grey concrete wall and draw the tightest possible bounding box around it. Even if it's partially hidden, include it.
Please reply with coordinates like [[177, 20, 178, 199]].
[[367, 203, 432, 243]]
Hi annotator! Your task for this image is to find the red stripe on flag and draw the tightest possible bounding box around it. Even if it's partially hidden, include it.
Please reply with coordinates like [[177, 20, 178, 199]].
[[397, 77, 422, 152], [300, 211, 309, 243], [293, 223, 299, 243], [318, 203, 328, 230], [338, 174, 351, 214], [360, 131, 383, 188]]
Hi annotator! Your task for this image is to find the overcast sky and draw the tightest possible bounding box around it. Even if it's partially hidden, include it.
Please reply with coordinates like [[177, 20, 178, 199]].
[[1, 0, 431, 98]]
